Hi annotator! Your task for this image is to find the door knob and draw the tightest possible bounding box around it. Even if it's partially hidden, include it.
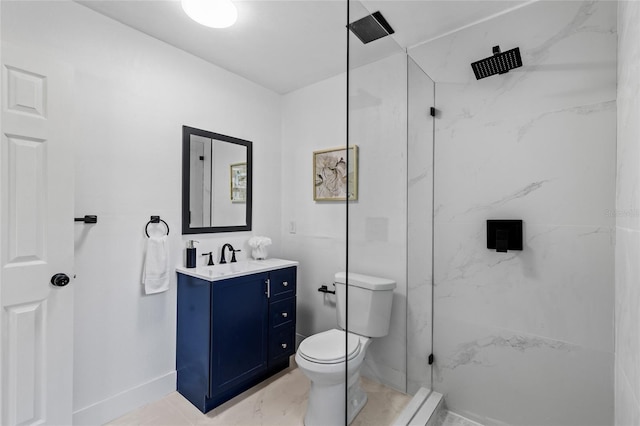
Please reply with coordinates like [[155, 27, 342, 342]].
[[50, 273, 70, 287]]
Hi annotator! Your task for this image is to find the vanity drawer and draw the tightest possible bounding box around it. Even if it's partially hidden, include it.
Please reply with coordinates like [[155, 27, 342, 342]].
[[270, 297, 296, 329], [269, 326, 295, 363], [269, 267, 296, 301]]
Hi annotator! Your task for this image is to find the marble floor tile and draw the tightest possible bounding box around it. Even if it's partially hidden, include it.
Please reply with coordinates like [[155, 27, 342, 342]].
[[351, 378, 412, 426], [106, 362, 411, 426]]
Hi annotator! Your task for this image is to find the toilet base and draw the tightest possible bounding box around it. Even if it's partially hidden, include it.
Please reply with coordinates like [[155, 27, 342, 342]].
[[304, 381, 344, 426], [304, 376, 368, 426]]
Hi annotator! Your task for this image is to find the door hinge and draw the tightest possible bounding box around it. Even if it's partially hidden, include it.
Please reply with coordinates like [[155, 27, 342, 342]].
[[428, 353, 434, 365], [430, 107, 437, 117]]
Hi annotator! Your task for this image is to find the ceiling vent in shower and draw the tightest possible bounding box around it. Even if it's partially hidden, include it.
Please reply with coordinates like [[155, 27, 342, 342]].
[[348, 11, 395, 44]]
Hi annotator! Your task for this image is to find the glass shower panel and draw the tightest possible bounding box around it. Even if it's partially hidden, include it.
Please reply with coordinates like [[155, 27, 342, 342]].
[[406, 56, 435, 395], [346, 3, 423, 424], [346, 2, 437, 423]]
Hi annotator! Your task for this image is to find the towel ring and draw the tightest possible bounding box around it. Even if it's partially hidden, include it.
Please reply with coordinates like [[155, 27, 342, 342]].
[[145, 216, 169, 238]]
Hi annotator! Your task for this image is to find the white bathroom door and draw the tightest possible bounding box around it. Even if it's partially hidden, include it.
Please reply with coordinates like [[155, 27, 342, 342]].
[[0, 44, 75, 425]]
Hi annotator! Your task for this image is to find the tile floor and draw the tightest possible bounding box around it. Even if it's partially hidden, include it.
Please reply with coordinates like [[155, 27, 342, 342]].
[[107, 359, 411, 426]]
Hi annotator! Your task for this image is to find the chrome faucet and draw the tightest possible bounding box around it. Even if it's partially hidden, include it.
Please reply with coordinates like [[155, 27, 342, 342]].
[[220, 243, 241, 264]]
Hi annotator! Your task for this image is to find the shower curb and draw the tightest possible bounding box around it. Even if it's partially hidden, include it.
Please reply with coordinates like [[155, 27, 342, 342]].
[[393, 387, 444, 426]]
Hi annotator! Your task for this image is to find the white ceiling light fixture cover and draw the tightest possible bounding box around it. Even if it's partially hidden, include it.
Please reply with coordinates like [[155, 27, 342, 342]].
[[181, 0, 237, 29]]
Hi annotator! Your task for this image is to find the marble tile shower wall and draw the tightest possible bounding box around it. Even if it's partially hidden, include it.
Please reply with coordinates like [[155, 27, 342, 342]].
[[615, 1, 640, 425], [409, 1, 616, 425]]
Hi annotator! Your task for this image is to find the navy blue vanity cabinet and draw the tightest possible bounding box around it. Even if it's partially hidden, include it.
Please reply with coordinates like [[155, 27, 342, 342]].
[[210, 272, 269, 398], [177, 265, 297, 414]]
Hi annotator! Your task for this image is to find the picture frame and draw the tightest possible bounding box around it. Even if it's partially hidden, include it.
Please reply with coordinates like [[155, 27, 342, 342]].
[[230, 162, 247, 203], [313, 145, 358, 201]]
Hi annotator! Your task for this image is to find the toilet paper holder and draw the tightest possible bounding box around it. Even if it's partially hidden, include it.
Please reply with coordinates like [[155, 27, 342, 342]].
[[487, 220, 523, 253], [318, 284, 336, 295]]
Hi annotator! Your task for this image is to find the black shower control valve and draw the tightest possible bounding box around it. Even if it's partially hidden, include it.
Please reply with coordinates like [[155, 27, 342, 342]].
[[487, 220, 523, 252]]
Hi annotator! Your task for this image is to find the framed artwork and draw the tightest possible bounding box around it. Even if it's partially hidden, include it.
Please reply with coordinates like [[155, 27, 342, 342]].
[[230, 162, 247, 203], [313, 146, 358, 201]]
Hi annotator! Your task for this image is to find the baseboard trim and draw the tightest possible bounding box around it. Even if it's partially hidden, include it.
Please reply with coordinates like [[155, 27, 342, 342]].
[[72, 371, 176, 425]]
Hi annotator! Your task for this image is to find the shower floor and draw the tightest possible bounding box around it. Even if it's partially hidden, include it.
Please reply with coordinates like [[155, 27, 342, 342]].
[[106, 358, 411, 426]]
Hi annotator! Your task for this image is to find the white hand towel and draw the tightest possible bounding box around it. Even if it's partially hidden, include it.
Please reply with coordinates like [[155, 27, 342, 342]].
[[142, 235, 170, 295]]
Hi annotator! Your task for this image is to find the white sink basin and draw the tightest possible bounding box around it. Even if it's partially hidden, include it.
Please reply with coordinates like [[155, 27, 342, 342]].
[[176, 258, 298, 282], [205, 261, 251, 277]]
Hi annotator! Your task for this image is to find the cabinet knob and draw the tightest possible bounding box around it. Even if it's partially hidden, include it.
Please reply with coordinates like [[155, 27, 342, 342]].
[[282, 281, 288, 287], [281, 312, 288, 318], [281, 343, 287, 349]]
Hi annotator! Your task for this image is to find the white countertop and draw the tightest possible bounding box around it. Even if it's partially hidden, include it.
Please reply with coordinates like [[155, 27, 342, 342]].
[[176, 258, 298, 282]]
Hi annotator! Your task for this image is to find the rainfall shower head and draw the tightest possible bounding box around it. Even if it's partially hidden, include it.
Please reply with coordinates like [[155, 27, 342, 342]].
[[471, 46, 522, 80], [348, 11, 394, 44]]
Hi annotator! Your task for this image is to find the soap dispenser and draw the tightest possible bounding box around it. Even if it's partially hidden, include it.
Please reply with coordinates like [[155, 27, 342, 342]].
[[186, 240, 199, 268]]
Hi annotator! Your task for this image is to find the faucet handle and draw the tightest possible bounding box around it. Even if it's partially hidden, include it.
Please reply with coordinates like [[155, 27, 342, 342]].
[[201, 252, 214, 266], [231, 249, 241, 263]]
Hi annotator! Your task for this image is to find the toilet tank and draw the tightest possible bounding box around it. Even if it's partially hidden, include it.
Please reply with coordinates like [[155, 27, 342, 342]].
[[334, 272, 396, 338]]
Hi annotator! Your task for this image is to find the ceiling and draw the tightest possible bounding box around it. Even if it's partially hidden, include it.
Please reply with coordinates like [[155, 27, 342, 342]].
[[78, 0, 528, 94]]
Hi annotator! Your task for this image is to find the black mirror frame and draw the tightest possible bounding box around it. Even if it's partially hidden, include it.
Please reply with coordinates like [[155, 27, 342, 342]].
[[182, 125, 253, 234]]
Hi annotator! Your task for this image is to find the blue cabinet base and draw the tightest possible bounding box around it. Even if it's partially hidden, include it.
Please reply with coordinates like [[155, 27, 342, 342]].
[[178, 358, 290, 413]]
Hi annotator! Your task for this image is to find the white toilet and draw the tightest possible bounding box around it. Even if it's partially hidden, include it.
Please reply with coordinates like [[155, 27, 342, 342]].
[[295, 272, 396, 426]]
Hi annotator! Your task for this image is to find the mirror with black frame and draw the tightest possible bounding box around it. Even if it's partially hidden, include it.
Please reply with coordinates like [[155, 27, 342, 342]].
[[182, 126, 252, 234]]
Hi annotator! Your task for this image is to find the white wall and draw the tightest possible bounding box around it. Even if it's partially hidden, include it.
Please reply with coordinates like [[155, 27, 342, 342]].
[[410, 1, 616, 424], [615, 1, 640, 424], [2, 2, 282, 424], [281, 73, 347, 344]]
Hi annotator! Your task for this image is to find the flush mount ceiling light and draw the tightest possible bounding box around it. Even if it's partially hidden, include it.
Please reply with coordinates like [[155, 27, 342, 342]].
[[181, 0, 238, 28]]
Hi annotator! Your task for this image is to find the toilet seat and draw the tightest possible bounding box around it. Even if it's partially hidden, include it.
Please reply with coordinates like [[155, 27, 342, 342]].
[[298, 329, 361, 364]]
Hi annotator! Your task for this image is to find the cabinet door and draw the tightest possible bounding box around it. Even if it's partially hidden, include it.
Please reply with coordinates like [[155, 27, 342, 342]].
[[211, 273, 269, 396]]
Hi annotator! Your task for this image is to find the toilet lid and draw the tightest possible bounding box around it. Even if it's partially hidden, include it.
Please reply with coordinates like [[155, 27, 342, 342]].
[[298, 329, 361, 364]]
